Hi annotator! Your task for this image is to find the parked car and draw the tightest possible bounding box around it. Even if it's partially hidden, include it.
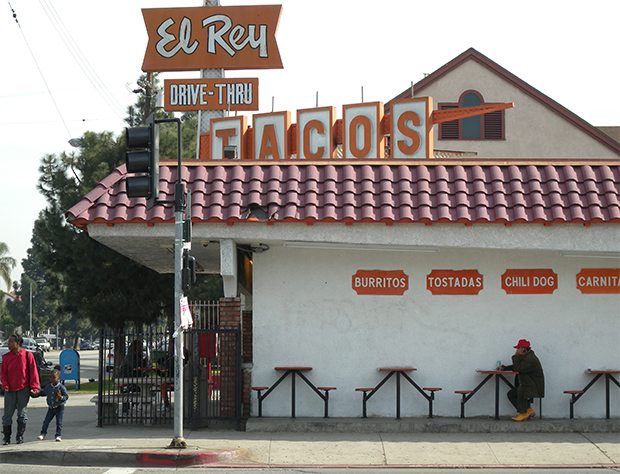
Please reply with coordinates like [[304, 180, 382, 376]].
[[80, 341, 94, 351], [0, 341, 8, 363], [22, 337, 39, 352], [35, 338, 51, 352]]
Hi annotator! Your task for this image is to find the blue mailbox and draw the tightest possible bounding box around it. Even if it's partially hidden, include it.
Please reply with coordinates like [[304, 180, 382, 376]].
[[59, 348, 80, 390]]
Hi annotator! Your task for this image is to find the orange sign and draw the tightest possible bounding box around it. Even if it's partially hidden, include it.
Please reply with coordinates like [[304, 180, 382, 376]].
[[426, 270, 483, 295], [164, 78, 259, 111], [142, 5, 283, 72], [201, 97, 435, 160], [576, 268, 620, 294], [501, 269, 558, 294], [352, 270, 409, 295]]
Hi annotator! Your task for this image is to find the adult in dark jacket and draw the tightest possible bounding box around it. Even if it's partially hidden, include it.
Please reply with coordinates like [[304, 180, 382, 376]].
[[499, 338, 544, 421]]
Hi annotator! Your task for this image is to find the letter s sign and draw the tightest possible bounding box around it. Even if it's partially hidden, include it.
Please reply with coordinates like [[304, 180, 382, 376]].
[[390, 97, 433, 159]]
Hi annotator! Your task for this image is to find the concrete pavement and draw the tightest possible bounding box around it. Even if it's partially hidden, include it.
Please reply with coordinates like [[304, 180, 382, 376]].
[[0, 394, 618, 468]]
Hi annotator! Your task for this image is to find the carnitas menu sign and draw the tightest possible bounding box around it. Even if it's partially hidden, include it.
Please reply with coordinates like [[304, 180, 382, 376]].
[[576, 268, 620, 294], [141, 5, 283, 71]]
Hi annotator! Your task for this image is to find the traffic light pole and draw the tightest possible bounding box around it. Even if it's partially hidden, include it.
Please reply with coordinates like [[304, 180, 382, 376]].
[[126, 115, 188, 448], [171, 181, 186, 448], [154, 118, 188, 449]]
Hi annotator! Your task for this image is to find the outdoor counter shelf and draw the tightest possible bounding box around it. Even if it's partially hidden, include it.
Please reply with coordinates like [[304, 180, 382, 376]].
[[356, 367, 441, 419], [252, 367, 336, 418], [455, 370, 517, 420], [564, 369, 620, 419]]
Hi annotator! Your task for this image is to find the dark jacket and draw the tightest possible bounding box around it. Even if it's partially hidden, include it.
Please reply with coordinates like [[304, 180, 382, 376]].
[[505, 350, 545, 398], [41, 381, 69, 409]]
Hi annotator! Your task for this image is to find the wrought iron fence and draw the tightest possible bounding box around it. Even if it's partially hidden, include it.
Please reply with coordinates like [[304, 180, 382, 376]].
[[95, 300, 242, 428], [96, 326, 175, 426]]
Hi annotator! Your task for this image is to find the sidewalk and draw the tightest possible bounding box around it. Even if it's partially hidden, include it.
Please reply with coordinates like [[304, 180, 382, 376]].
[[0, 394, 618, 468]]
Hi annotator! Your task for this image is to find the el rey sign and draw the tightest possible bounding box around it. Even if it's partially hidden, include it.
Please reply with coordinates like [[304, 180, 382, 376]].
[[141, 5, 283, 71]]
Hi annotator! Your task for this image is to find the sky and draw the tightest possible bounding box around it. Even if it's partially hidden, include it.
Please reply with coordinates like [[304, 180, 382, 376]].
[[1, 0, 619, 287]]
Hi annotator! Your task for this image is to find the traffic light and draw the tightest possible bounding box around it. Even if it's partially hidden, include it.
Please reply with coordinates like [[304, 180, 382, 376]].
[[125, 114, 159, 209], [182, 249, 196, 292]]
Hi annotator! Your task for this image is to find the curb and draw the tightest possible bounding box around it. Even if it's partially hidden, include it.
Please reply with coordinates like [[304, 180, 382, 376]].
[[1, 449, 240, 467], [136, 451, 219, 467], [207, 464, 620, 470], [2, 450, 618, 469]]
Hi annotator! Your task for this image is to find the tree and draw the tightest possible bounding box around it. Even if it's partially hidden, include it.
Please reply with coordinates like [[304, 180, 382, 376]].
[[0, 298, 15, 338], [5, 246, 55, 336], [33, 131, 175, 330], [26, 73, 221, 334], [29, 75, 215, 331], [0, 242, 16, 292]]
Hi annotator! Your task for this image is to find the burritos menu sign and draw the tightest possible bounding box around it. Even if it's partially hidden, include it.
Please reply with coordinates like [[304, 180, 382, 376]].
[[142, 5, 283, 72]]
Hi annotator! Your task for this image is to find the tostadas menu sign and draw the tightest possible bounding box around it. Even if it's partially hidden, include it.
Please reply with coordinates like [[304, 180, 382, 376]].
[[141, 5, 283, 72]]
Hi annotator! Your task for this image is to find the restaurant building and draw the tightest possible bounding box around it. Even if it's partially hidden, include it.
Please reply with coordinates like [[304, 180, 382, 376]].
[[67, 48, 619, 419]]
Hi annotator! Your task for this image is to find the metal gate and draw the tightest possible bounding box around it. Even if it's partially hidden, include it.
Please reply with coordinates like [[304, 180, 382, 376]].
[[185, 327, 242, 428], [96, 301, 243, 428], [186, 300, 243, 428]]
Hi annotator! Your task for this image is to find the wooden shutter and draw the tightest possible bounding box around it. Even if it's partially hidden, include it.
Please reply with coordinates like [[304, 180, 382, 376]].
[[439, 105, 459, 139], [483, 110, 504, 139]]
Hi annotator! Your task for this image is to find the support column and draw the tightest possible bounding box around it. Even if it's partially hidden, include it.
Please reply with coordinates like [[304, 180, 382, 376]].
[[218, 297, 241, 417]]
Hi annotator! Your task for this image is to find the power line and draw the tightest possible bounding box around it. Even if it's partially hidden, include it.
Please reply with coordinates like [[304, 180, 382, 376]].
[[37, 0, 127, 120], [8, 0, 73, 139]]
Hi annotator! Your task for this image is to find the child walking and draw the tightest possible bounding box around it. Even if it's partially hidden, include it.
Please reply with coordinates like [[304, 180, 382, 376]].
[[37, 368, 68, 442]]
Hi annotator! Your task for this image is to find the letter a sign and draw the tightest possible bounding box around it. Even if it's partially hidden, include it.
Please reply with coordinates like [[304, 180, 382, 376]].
[[142, 5, 283, 72]]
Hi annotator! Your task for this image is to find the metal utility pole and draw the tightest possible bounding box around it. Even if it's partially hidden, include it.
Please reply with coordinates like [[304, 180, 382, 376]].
[[196, 0, 225, 154], [153, 117, 187, 450], [29, 279, 44, 336], [145, 72, 153, 122]]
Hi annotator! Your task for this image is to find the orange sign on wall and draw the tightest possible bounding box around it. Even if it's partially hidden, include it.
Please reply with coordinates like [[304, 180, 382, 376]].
[[352, 270, 409, 295], [576, 268, 620, 294], [426, 270, 483, 295], [501, 269, 558, 294], [142, 5, 283, 72], [164, 78, 259, 111]]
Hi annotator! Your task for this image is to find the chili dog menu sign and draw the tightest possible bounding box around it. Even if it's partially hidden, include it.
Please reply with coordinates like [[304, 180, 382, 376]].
[[141, 5, 283, 72], [501, 269, 558, 294]]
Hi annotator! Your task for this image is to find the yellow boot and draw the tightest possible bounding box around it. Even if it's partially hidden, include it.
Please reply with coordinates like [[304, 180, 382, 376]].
[[511, 412, 529, 421], [526, 407, 535, 420]]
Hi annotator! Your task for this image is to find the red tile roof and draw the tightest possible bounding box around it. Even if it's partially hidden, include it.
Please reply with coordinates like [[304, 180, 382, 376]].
[[65, 162, 620, 230]]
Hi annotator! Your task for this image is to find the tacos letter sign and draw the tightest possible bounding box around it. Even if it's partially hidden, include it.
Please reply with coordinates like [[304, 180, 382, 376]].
[[142, 5, 283, 72]]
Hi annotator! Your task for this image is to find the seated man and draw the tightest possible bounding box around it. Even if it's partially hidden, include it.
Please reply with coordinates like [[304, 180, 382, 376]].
[[499, 339, 545, 421]]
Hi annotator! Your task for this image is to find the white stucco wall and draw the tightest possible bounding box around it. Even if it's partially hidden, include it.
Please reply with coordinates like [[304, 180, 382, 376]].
[[422, 60, 618, 158], [251, 244, 620, 419]]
